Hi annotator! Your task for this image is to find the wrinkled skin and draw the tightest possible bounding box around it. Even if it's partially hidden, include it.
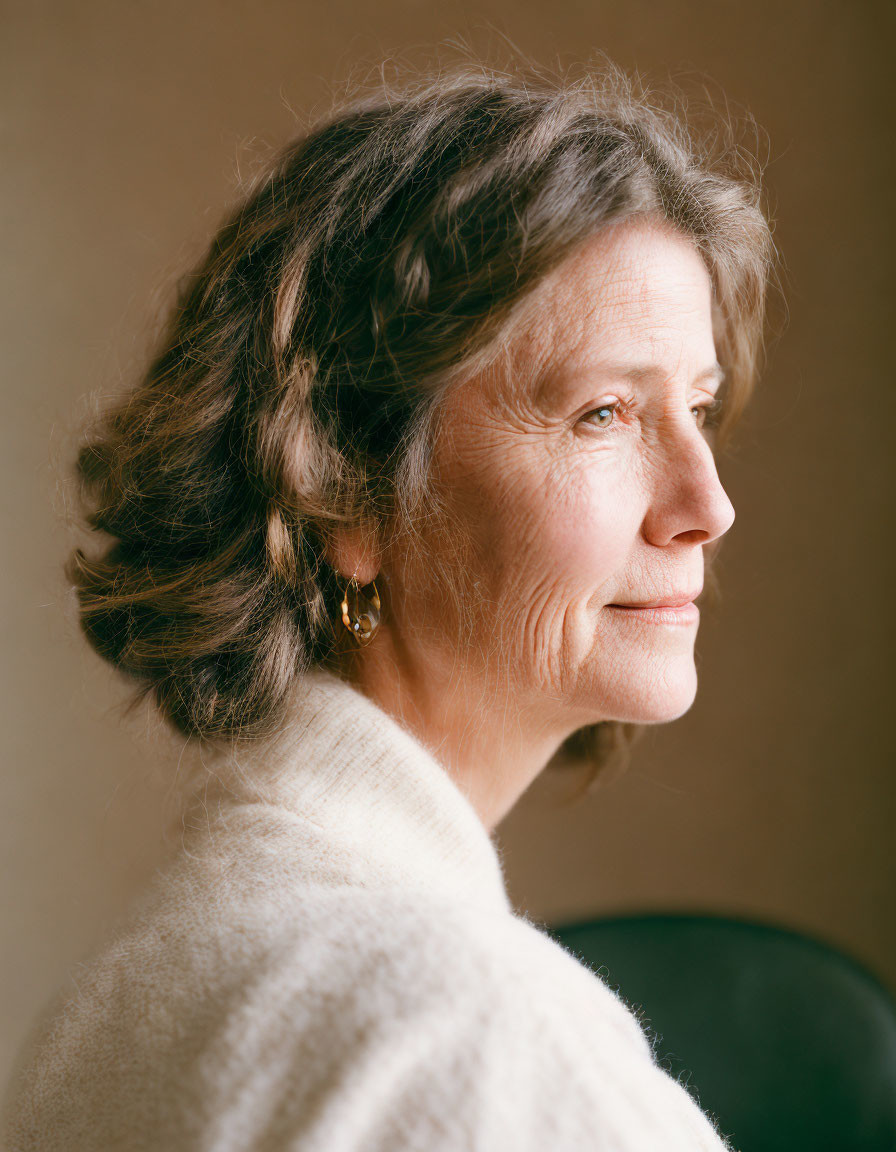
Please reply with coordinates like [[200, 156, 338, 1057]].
[[335, 216, 736, 831]]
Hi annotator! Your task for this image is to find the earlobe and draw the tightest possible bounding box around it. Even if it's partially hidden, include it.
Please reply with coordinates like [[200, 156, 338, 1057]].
[[324, 523, 381, 585]]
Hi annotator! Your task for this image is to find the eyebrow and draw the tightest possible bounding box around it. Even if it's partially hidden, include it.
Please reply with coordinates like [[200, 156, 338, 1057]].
[[535, 361, 727, 405], [607, 362, 726, 386]]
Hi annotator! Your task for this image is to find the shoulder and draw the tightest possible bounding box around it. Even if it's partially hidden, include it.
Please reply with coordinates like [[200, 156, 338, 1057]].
[[3, 848, 730, 1151]]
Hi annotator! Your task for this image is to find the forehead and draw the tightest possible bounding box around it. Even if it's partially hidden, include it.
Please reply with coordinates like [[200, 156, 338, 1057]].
[[513, 218, 717, 392]]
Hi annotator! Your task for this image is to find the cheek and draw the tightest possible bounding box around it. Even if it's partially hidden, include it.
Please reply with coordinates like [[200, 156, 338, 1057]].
[[545, 480, 635, 584], [470, 450, 644, 599]]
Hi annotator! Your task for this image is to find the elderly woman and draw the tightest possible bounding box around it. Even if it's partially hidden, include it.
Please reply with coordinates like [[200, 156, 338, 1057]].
[[3, 59, 772, 1151]]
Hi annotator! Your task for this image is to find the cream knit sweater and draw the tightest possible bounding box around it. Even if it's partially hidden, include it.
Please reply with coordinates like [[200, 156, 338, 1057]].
[[2, 667, 735, 1151]]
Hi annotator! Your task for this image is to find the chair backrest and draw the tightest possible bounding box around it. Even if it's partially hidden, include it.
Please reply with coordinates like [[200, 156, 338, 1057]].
[[544, 913, 896, 1152]]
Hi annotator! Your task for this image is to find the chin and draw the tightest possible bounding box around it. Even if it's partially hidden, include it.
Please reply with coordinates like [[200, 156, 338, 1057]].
[[642, 685, 699, 725], [583, 659, 699, 727]]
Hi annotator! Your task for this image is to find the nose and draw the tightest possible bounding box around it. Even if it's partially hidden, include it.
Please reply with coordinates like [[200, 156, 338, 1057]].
[[642, 424, 736, 548]]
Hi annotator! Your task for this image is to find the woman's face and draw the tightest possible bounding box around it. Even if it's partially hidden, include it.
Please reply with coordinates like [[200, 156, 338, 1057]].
[[407, 216, 735, 734]]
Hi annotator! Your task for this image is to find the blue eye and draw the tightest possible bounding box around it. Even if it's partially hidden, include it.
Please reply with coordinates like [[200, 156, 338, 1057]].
[[693, 398, 724, 429], [584, 404, 617, 429], [580, 396, 723, 433]]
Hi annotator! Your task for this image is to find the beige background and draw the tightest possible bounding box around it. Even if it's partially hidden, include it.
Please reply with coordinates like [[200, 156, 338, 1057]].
[[2, 0, 893, 1089]]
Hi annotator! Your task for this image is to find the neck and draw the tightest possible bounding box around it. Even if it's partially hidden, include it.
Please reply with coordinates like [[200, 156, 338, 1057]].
[[343, 639, 575, 833]]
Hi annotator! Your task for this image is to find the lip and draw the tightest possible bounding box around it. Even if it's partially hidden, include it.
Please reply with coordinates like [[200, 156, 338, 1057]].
[[611, 589, 703, 609], [607, 602, 699, 625]]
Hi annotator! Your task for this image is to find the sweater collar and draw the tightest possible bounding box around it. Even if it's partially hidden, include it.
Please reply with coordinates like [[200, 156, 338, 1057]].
[[196, 666, 513, 916]]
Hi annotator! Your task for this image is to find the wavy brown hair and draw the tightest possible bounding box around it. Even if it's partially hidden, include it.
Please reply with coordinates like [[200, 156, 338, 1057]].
[[68, 54, 775, 791]]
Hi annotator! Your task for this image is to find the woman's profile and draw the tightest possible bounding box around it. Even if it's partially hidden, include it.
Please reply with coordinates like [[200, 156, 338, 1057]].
[[2, 54, 774, 1151]]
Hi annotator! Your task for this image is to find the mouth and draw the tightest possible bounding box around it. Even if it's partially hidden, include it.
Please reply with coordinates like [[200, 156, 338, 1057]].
[[606, 601, 700, 625], [611, 588, 703, 609]]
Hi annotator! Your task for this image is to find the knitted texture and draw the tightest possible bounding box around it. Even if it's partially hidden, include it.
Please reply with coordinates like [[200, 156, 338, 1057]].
[[2, 668, 735, 1150]]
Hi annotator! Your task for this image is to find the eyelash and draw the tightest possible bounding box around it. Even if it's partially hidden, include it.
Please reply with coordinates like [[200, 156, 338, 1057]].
[[580, 397, 724, 432]]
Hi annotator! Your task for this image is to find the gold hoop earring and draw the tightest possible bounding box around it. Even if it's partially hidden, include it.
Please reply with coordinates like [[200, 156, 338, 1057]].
[[340, 575, 381, 646]]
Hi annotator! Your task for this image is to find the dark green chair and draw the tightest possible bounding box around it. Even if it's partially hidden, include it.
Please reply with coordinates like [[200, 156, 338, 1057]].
[[544, 913, 896, 1152]]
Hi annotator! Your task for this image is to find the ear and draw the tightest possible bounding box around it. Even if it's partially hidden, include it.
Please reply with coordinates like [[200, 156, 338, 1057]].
[[324, 522, 381, 586]]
